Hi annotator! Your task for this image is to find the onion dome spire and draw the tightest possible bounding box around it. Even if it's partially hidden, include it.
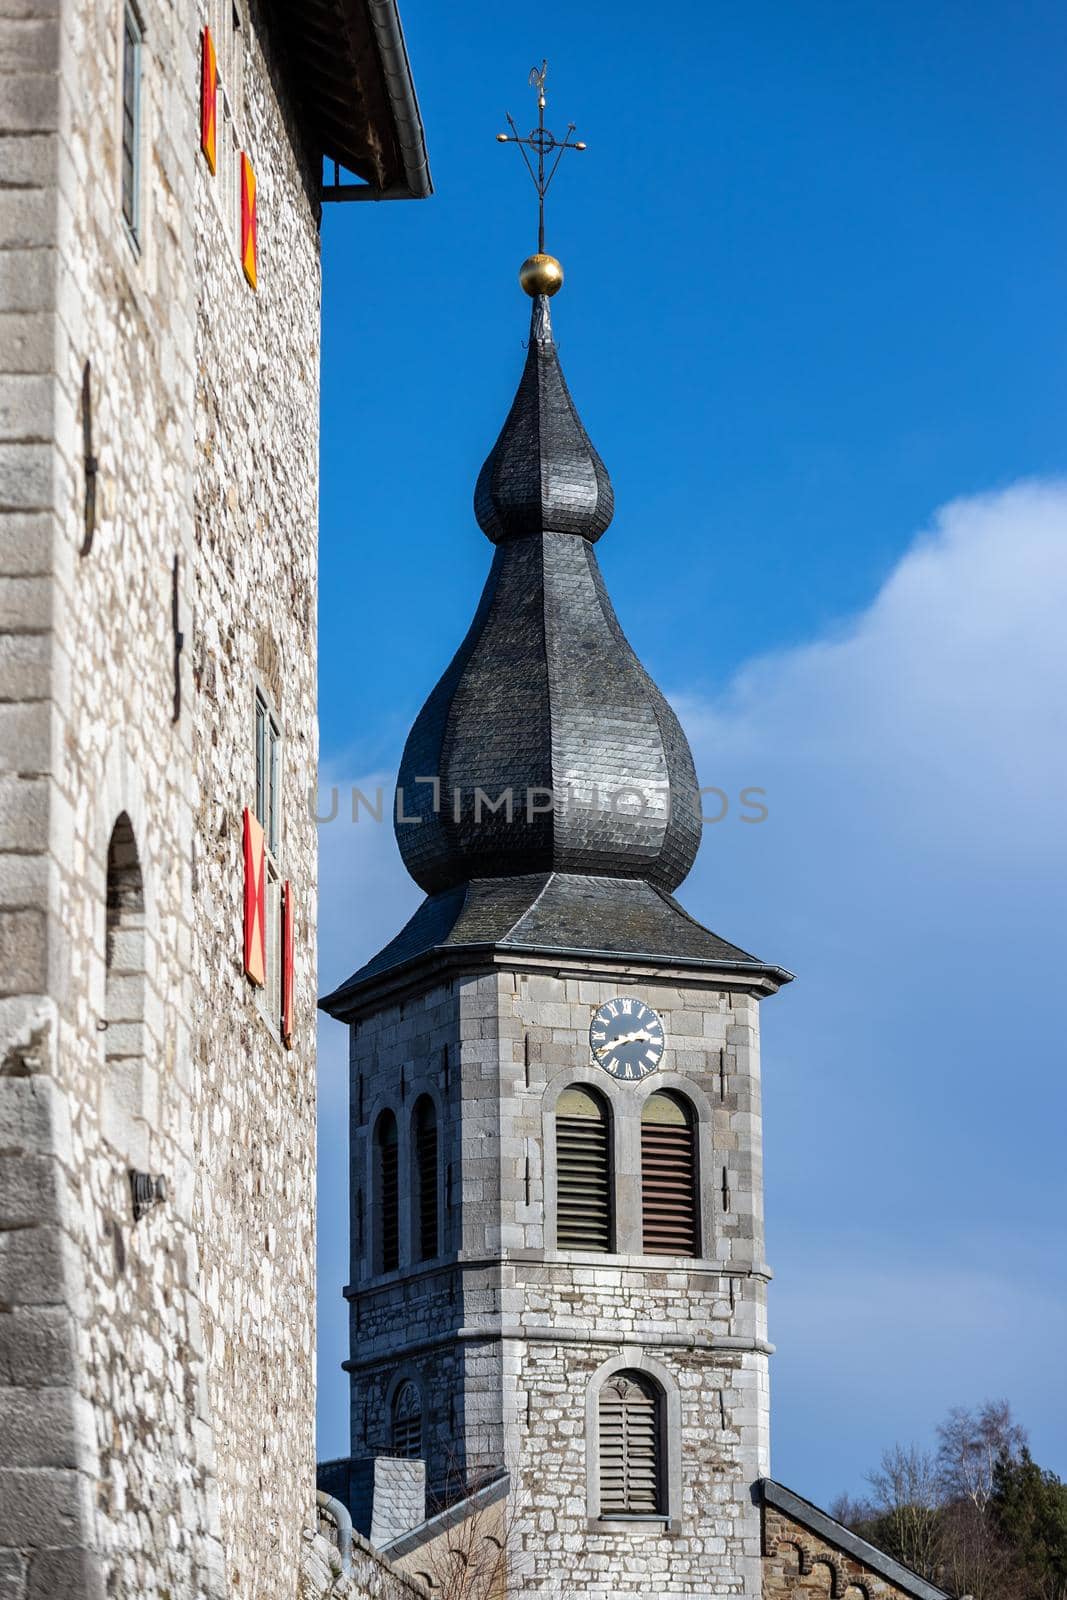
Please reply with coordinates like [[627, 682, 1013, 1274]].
[[392, 289, 702, 898], [319, 68, 791, 1017]]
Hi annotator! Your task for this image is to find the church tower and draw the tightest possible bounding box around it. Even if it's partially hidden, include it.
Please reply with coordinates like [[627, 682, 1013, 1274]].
[[322, 224, 791, 1596]]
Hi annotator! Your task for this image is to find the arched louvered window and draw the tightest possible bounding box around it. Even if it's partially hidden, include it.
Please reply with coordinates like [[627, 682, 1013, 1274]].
[[556, 1085, 612, 1252], [391, 1380, 422, 1459], [413, 1096, 439, 1262], [641, 1091, 698, 1256], [375, 1111, 399, 1273], [598, 1371, 663, 1516]]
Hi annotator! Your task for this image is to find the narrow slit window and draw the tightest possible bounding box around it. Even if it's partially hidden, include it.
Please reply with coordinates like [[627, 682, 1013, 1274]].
[[556, 1085, 611, 1252], [253, 689, 284, 1033], [413, 1097, 439, 1262], [641, 1091, 698, 1256], [120, 5, 144, 243], [376, 1112, 399, 1273]]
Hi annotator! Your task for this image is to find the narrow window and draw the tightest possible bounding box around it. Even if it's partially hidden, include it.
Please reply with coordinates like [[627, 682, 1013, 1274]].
[[255, 690, 281, 856], [413, 1096, 439, 1262], [120, 5, 144, 244], [641, 1091, 698, 1255], [391, 1380, 422, 1459], [598, 1372, 663, 1517], [254, 689, 283, 1031], [376, 1112, 399, 1273], [103, 814, 148, 1170], [105, 813, 146, 1079], [207, 0, 244, 263], [556, 1086, 611, 1252]]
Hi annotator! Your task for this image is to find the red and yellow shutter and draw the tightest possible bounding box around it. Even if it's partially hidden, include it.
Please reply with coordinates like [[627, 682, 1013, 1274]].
[[281, 880, 294, 1049], [243, 808, 266, 986], [240, 153, 257, 289], [200, 27, 217, 173]]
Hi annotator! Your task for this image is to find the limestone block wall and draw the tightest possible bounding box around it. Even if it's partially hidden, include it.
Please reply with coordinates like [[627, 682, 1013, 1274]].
[[0, 0, 319, 1594], [190, 5, 321, 1591], [343, 961, 771, 1597]]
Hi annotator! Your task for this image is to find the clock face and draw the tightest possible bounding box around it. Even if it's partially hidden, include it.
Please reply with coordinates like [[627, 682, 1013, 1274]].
[[589, 997, 665, 1080]]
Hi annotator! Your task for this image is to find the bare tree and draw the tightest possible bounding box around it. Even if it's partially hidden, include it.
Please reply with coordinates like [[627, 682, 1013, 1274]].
[[866, 1442, 943, 1581], [936, 1400, 1027, 1513], [938, 1497, 1022, 1600], [416, 1466, 573, 1600], [829, 1491, 875, 1529]]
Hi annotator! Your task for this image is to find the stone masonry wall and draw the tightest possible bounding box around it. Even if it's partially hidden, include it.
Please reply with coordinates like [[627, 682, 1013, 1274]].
[[0, 0, 319, 1594], [190, 2, 321, 1590], [762, 1503, 935, 1600], [343, 961, 771, 1598]]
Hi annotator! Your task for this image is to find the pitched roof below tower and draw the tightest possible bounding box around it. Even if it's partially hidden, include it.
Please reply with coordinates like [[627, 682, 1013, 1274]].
[[762, 1479, 955, 1600]]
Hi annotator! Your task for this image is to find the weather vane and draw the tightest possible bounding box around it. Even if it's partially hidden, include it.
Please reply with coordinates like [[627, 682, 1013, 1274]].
[[497, 61, 586, 297]]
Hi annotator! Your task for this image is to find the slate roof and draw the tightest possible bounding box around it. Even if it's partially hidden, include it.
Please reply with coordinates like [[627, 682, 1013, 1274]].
[[320, 874, 790, 1019], [474, 296, 614, 544]]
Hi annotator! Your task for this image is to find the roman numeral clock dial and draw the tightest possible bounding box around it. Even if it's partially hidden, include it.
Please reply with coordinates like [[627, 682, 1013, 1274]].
[[589, 997, 665, 1080]]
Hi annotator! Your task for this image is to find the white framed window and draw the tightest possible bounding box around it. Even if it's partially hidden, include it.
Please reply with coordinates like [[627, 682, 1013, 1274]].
[[120, 2, 144, 248], [208, 0, 246, 266], [254, 688, 283, 1034]]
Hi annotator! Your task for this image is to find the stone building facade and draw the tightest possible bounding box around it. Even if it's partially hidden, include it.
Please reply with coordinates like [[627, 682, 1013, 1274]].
[[0, 1, 428, 1596]]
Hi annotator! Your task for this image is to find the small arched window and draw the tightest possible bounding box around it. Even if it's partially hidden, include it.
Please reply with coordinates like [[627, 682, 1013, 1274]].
[[375, 1111, 399, 1273], [413, 1096, 439, 1262], [598, 1371, 663, 1516], [392, 1380, 422, 1459], [641, 1090, 698, 1256], [556, 1085, 611, 1252], [105, 813, 146, 1074]]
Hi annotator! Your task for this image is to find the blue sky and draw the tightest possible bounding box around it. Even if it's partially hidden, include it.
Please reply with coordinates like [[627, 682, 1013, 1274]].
[[313, 0, 1067, 1504]]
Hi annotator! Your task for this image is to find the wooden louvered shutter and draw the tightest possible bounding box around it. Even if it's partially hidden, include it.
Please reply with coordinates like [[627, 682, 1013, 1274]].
[[598, 1373, 662, 1515], [378, 1114, 399, 1273], [392, 1381, 422, 1459], [414, 1099, 438, 1262], [556, 1086, 611, 1252], [641, 1092, 698, 1256]]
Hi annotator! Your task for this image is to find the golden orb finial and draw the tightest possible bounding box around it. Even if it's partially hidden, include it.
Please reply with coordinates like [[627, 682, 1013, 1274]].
[[519, 253, 564, 297]]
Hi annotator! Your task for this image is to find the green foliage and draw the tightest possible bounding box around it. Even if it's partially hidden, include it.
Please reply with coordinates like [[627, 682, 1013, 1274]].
[[991, 1448, 1067, 1600]]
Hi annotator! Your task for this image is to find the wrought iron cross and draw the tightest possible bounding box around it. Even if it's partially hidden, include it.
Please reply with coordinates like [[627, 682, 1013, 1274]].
[[497, 61, 586, 254]]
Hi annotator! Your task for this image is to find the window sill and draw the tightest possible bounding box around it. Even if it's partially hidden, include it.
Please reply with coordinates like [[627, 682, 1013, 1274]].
[[587, 1516, 677, 1537]]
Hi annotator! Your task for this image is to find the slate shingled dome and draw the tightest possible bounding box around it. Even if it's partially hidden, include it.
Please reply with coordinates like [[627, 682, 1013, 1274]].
[[394, 294, 702, 897]]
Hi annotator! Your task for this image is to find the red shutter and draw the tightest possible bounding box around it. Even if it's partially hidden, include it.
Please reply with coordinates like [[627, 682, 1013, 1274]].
[[200, 28, 217, 173], [243, 808, 266, 986], [240, 153, 257, 289], [281, 879, 294, 1048]]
